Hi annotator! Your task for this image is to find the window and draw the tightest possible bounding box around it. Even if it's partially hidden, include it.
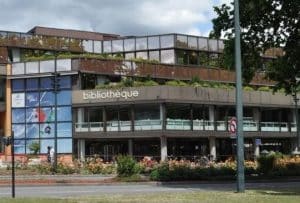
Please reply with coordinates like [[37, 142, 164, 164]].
[[12, 109, 25, 123], [57, 59, 71, 71], [94, 41, 102, 53], [40, 60, 54, 73], [57, 90, 72, 105], [124, 39, 135, 51], [57, 106, 72, 121], [12, 79, 25, 92], [58, 76, 71, 89], [25, 61, 39, 74], [136, 52, 148, 60], [103, 41, 112, 53], [40, 77, 54, 90], [136, 38, 147, 50], [12, 63, 25, 75], [25, 92, 39, 107], [26, 78, 39, 91], [148, 36, 159, 49], [125, 52, 135, 60], [40, 123, 55, 138], [57, 122, 72, 137], [188, 36, 198, 49], [26, 123, 39, 138], [208, 39, 218, 52], [160, 35, 174, 48], [176, 35, 188, 48], [161, 50, 174, 64], [112, 40, 123, 52], [83, 40, 93, 52], [149, 51, 159, 61], [176, 50, 188, 65], [198, 38, 208, 50], [40, 91, 55, 106]]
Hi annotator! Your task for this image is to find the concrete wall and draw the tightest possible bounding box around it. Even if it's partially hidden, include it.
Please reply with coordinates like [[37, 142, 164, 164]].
[[72, 86, 293, 108]]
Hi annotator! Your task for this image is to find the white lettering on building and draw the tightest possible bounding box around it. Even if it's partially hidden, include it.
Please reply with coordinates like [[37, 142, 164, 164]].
[[83, 90, 139, 100]]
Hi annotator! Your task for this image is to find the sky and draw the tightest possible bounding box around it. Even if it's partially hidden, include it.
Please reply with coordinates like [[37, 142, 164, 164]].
[[0, 0, 231, 37]]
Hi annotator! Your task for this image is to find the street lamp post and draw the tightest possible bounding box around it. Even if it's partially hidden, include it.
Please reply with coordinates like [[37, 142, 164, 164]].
[[52, 57, 60, 171], [234, 0, 245, 192], [293, 88, 300, 154]]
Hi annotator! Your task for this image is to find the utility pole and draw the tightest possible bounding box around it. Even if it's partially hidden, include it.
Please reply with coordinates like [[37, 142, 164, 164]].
[[234, 0, 245, 192]]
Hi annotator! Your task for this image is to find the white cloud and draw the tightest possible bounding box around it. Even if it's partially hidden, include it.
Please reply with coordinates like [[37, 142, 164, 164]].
[[0, 0, 229, 37]]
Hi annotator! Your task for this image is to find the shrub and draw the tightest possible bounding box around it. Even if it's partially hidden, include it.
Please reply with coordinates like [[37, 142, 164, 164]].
[[257, 86, 271, 92], [150, 163, 170, 181], [243, 86, 254, 91], [116, 155, 140, 177], [257, 152, 279, 174], [56, 163, 78, 174]]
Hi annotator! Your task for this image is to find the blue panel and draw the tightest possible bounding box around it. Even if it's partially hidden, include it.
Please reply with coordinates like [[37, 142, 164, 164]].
[[40, 139, 55, 154], [26, 107, 55, 123], [26, 78, 39, 91], [12, 79, 25, 92], [57, 122, 72, 137], [26, 92, 39, 107], [26, 123, 39, 138], [12, 124, 25, 139], [57, 106, 71, 121], [14, 139, 25, 154], [40, 123, 55, 138], [40, 91, 55, 106], [40, 77, 53, 90], [57, 90, 71, 105], [58, 139, 72, 153], [59, 76, 71, 89], [26, 139, 39, 154], [12, 108, 25, 123]]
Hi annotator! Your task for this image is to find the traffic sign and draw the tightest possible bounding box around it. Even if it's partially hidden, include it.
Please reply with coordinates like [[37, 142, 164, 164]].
[[229, 117, 237, 135]]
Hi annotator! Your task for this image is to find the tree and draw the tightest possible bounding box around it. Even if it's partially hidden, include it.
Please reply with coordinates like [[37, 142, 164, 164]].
[[211, 0, 300, 90]]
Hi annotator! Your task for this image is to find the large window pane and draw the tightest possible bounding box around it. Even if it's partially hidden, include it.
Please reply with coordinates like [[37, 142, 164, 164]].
[[198, 37, 208, 50], [149, 51, 159, 61], [124, 39, 135, 51], [26, 92, 39, 107], [160, 35, 174, 48], [188, 36, 198, 49], [57, 122, 72, 137], [26, 139, 39, 154], [40, 91, 55, 106], [103, 41, 112, 53], [12, 63, 25, 75], [58, 75, 71, 89], [136, 52, 148, 60], [25, 61, 39, 74], [57, 59, 71, 71], [12, 93, 25, 108], [12, 79, 25, 92], [57, 106, 71, 121], [94, 41, 102, 53], [208, 39, 218, 52], [199, 52, 208, 66], [136, 37, 147, 50], [112, 40, 123, 52], [12, 124, 25, 139], [14, 139, 25, 154], [58, 139, 72, 153], [26, 78, 39, 91], [218, 40, 224, 52], [83, 40, 93, 52], [26, 123, 39, 139], [12, 109, 25, 123], [40, 123, 55, 138], [26, 107, 55, 123], [40, 60, 54, 73], [40, 77, 54, 90], [40, 139, 54, 154], [188, 51, 198, 65], [57, 90, 71, 105], [176, 35, 188, 48], [161, 50, 174, 64], [135, 104, 160, 120], [125, 52, 135, 59], [148, 36, 159, 49], [176, 50, 188, 64]]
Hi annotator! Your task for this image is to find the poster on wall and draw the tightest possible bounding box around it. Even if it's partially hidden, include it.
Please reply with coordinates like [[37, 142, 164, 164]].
[[12, 93, 25, 107]]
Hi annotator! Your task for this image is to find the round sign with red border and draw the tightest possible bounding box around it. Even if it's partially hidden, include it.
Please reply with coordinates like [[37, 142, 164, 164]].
[[229, 117, 237, 134]]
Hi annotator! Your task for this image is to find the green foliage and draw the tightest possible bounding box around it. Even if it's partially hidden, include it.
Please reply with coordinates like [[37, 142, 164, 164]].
[[243, 86, 255, 91], [211, 0, 299, 87], [56, 163, 79, 174], [116, 155, 140, 177], [165, 80, 188, 86], [190, 76, 201, 84], [121, 77, 134, 87], [28, 142, 40, 155], [257, 86, 271, 92], [257, 152, 283, 174]]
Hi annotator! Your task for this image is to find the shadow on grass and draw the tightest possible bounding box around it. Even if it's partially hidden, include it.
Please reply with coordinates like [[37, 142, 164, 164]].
[[255, 188, 300, 196]]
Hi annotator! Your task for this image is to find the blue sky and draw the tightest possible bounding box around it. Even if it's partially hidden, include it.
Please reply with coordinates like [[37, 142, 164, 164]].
[[0, 0, 231, 36]]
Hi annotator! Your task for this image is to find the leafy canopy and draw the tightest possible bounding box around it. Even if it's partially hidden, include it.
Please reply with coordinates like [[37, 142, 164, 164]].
[[211, 0, 299, 92]]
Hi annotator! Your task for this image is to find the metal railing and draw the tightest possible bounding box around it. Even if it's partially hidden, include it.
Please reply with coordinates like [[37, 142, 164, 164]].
[[75, 120, 296, 133]]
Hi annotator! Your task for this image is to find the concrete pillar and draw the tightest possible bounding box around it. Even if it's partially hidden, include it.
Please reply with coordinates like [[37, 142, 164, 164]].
[[291, 138, 299, 154], [161, 103, 166, 130], [209, 137, 216, 160], [160, 136, 168, 162], [78, 139, 85, 161], [253, 138, 260, 158], [77, 108, 84, 123], [209, 106, 215, 121], [128, 139, 133, 156]]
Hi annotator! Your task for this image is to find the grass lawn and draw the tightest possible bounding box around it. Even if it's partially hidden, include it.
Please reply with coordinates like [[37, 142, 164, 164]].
[[1, 189, 300, 203]]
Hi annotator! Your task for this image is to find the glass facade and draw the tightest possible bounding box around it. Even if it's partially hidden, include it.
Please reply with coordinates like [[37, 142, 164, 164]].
[[11, 76, 72, 154]]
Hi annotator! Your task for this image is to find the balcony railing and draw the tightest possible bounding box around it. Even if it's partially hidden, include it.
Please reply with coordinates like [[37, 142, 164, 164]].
[[74, 120, 296, 133]]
